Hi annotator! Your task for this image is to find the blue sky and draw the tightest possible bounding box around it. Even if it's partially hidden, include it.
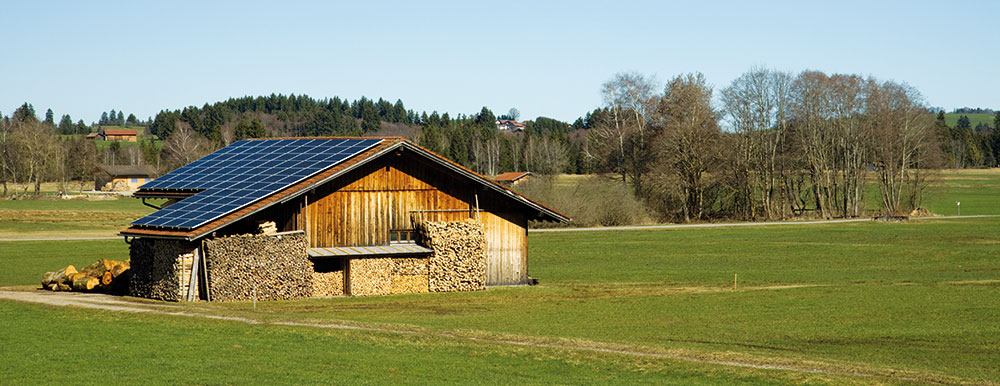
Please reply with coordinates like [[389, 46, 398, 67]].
[[2, 0, 997, 124]]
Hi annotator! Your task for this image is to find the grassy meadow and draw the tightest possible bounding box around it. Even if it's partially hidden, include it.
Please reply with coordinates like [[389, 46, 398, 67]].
[[0, 196, 156, 239], [941, 113, 995, 129], [0, 169, 998, 384]]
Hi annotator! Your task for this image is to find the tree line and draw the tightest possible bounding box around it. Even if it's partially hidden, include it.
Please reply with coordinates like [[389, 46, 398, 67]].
[[2, 76, 997, 224], [582, 68, 999, 222]]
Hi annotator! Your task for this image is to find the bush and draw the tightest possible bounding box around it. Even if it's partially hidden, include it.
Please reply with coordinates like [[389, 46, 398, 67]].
[[517, 175, 654, 228]]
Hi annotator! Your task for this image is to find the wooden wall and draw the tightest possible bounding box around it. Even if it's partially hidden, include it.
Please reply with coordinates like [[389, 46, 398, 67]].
[[292, 151, 531, 285]]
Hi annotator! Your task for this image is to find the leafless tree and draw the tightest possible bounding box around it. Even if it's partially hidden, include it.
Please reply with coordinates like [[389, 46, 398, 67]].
[[161, 126, 211, 172], [656, 73, 721, 221], [867, 81, 939, 214], [721, 67, 793, 219], [471, 137, 503, 176], [7, 120, 62, 194], [588, 72, 658, 193], [524, 135, 568, 175], [507, 108, 520, 122]]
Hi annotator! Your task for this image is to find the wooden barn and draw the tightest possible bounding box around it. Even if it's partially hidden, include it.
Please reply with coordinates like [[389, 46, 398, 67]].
[[120, 137, 568, 301], [494, 171, 533, 187]]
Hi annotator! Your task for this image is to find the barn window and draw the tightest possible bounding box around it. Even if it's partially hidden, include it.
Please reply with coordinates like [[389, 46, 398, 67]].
[[389, 229, 418, 244]]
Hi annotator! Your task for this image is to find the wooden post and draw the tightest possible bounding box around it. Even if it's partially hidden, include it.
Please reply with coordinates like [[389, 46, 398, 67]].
[[733, 273, 738, 291], [187, 248, 201, 302], [200, 239, 211, 302], [304, 194, 310, 247]]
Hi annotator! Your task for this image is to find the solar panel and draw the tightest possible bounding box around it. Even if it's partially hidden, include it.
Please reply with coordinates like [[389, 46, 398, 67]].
[[132, 138, 382, 230]]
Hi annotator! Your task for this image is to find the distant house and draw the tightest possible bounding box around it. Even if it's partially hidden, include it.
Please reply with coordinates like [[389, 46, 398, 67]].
[[85, 133, 100, 140], [94, 165, 157, 192], [100, 129, 138, 142], [496, 119, 525, 132], [494, 172, 532, 187]]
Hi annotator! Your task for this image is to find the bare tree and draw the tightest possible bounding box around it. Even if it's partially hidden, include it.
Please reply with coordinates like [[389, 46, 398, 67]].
[[656, 73, 722, 221], [588, 72, 658, 193], [7, 120, 62, 194], [161, 126, 212, 172], [868, 81, 939, 214], [524, 135, 568, 175], [721, 67, 793, 219], [507, 108, 520, 122]]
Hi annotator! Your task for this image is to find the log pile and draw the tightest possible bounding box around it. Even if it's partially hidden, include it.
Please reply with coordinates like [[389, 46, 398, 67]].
[[129, 239, 197, 301], [388, 257, 429, 294], [203, 232, 312, 301], [41, 259, 131, 294], [312, 270, 344, 297], [257, 221, 278, 235], [347, 258, 392, 296], [419, 219, 486, 292]]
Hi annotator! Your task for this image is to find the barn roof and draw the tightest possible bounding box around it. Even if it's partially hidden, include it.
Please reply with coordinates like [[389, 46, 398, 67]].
[[494, 172, 532, 182], [102, 129, 138, 136], [121, 137, 568, 240]]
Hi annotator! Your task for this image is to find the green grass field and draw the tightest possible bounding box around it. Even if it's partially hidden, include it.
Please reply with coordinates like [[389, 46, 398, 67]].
[[942, 113, 995, 129], [1, 171, 998, 384], [0, 197, 156, 239]]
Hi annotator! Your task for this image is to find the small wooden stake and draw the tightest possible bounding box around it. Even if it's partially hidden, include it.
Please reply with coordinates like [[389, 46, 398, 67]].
[[733, 273, 738, 291]]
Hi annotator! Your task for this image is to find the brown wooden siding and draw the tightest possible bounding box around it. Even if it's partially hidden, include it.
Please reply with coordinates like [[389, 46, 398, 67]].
[[300, 152, 529, 285]]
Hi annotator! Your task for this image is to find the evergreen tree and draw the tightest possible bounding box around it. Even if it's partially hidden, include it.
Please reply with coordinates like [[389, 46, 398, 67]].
[[234, 117, 267, 139], [361, 105, 381, 132], [126, 113, 137, 126], [44, 108, 55, 126], [58, 114, 74, 134], [957, 115, 971, 130], [76, 119, 88, 134], [100, 112, 109, 125], [13, 103, 37, 123], [117, 111, 125, 125], [109, 109, 117, 125]]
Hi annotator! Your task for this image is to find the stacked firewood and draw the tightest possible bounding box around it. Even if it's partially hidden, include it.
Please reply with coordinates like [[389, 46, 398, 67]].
[[347, 258, 392, 296], [389, 257, 429, 294], [128, 239, 195, 301], [203, 233, 312, 301], [312, 270, 344, 297], [41, 259, 131, 294], [257, 221, 278, 235], [419, 219, 486, 292]]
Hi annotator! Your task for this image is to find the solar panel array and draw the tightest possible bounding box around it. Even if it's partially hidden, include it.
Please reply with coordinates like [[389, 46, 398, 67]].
[[132, 138, 382, 229]]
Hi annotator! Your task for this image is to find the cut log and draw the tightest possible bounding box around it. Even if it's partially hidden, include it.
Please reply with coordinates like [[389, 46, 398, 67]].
[[56, 283, 72, 291], [101, 272, 113, 286], [82, 259, 117, 276], [47, 283, 59, 291], [111, 261, 130, 278], [72, 276, 100, 292], [69, 273, 88, 283], [43, 265, 79, 288], [41, 271, 57, 288]]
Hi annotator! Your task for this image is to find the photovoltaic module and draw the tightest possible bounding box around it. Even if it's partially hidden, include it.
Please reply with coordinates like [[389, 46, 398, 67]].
[[132, 138, 382, 229]]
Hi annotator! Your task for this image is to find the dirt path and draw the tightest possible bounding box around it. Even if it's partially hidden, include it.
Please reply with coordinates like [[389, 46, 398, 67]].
[[0, 289, 970, 385], [530, 214, 1000, 233], [0, 236, 121, 242]]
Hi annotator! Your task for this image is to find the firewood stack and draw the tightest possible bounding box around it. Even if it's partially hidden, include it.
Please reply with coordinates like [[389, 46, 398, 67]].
[[418, 219, 486, 292], [203, 232, 312, 301], [311, 270, 344, 297], [40, 259, 131, 294], [129, 239, 196, 301], [257, 221, 278, 235]]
